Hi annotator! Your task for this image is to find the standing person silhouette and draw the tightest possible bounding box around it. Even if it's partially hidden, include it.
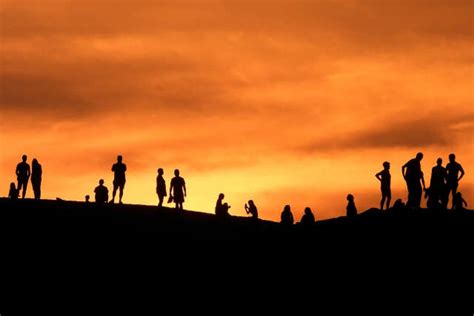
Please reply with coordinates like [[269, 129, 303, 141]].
[[280, 205, 294, 226], [169, 169, 186, 210], [375, 161, 391, 210], [15, 155, 30, 199], [156, 168, 167, 207], [402, 153, 426, 208], [446, 153, 465, 210], [430, 158, 447, 208], [110, 155, 127, 204], [31, 158, 42, 200]]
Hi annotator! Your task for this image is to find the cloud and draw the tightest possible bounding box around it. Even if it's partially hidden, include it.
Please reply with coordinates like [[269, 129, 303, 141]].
[[301, 113, 474, 152]]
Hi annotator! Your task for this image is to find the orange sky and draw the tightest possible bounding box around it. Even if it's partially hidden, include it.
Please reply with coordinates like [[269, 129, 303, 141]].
[[1, 0, 473, 221]]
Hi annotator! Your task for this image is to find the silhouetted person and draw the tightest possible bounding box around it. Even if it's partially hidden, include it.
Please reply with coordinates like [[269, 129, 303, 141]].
[[85, 195, 90, 203], [392, 199, 405, 212], [300, 207, 315, 227], [280, 205, 294, 226], [430, 158, 447, 209], [170, 169, 186, 210], [402, 153, 426, 208], [375, 161, 391, 210], [94, 179, 109, 205], [245, 200, 258, 219], [110, 155, 127, 204], [446, 154, 465, 210], [15, 155, 30, 199], [453, 192, 467, 211], [215, 193, 231, 217], [346, 194, 357, 218], [8, 182, 18, 200], [156, 168, 167, 207], [31, 158, 42, 200], [424, 187, 441, 210]]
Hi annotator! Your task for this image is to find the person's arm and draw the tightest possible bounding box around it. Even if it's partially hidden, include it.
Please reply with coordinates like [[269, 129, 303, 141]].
[[15, 165, 19, 176], [169, 180, 173, 197], [458, 165, 465, 182], [421, 172, 426, 190], [183, 181, 187, 197], [27, 165, 31, 178], [375, 171, 382, 181], [402, 163, 407, 180], [463, 198, 467, 207]]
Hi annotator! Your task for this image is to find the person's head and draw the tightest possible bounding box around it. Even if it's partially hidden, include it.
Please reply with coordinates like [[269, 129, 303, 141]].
[[383, 161, 390, 169], [248, 200, 254, 206], [218, 193, 225, 200], [22, 154, 27, 162], [436, 158, 442, 166], [157, 168, 164, 175], [416, 152, 423, 161], [283, 205, 291, 213], [304, 207, 312, 215], [449, 153, 456, 162], [99, 179, 104, 185], [117, 155, 123, 163], [10, 182, 16, 189], [347, 194, 354, 202], [174, 169, 180, 176], [32, 158, 38, 166], [85, 195, 90, 202]]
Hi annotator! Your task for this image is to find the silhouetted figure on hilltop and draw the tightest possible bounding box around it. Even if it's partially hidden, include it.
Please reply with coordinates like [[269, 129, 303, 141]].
[[215, 193, 231, 217], [280, 205, 294, 226], [110, 155, 127, 204], [300, 207, 315, 227], [94, 179, 109, 205], [245, 200, 258, 219], [375, 161, 391, 210], [85, 195, 90, 203], [15, 155, 30, 199], [430, 158, 447, 209], [346, 194, 357, 218], [392, 199, 405, 212], [170, 169, 186, 210], [402, 153, 426, 208], [453, 192, 467, 211], [31, 158, 42, 200], [8, 182, 18, 200], [446, 154, 465, 210], [156, 168, 167, 207]]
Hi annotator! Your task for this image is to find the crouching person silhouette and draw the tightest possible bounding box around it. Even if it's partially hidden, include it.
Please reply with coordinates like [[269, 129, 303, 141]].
[[280, 205, 294, 227], [245, 200, 258, 220], [8, 182, 18, 200], [94, 179, 109, 205]]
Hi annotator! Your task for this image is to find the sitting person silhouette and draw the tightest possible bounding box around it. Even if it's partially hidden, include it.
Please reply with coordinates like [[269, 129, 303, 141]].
[[94, 179, 109, 204], [375, 161, 391, 210], [346, 194, 357, 218], [215, 193, 231, 217], [244, 200, 258, 219], [85, 195, 90, 203], [453, 192, 467, 211], [156, 168, 167, 207], [392, 199, 406, 212], [8, 182, 18, 200], [300, 207, 315, 227], [280, 205, 294, 226], [110, 155, 127, 204]]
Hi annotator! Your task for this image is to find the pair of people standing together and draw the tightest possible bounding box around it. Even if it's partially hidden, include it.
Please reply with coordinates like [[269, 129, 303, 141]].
[[14, 155, 42, 200], [156, 168, 187, 210]]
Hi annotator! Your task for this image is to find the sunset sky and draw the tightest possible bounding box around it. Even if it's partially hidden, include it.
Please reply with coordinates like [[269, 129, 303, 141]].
[[1, 0, 472, 221]]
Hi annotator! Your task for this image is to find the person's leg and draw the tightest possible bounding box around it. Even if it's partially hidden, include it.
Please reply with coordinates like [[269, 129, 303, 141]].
[[158, 195, 163, 207], [119, 185, 124, 203], [386, 191, 391, 210], [451, 182, 458, 210], [380, 192, 386, 210], [21, 180, 28, 199], [111, 183, 117, 203], [414, 183, 422, 208], [406, 181, 414, 207]]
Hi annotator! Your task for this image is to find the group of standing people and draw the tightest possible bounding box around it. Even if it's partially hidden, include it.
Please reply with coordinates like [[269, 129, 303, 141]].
[[8, 155, 42, 200], [374, 152, 466, 211]]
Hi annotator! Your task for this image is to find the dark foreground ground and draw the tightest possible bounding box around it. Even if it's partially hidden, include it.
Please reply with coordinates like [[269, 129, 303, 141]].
[[1, 198, 473, 313]]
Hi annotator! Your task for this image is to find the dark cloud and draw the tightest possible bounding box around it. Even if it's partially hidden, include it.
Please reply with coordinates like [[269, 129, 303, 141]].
[[301, 113, 474, 152]]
